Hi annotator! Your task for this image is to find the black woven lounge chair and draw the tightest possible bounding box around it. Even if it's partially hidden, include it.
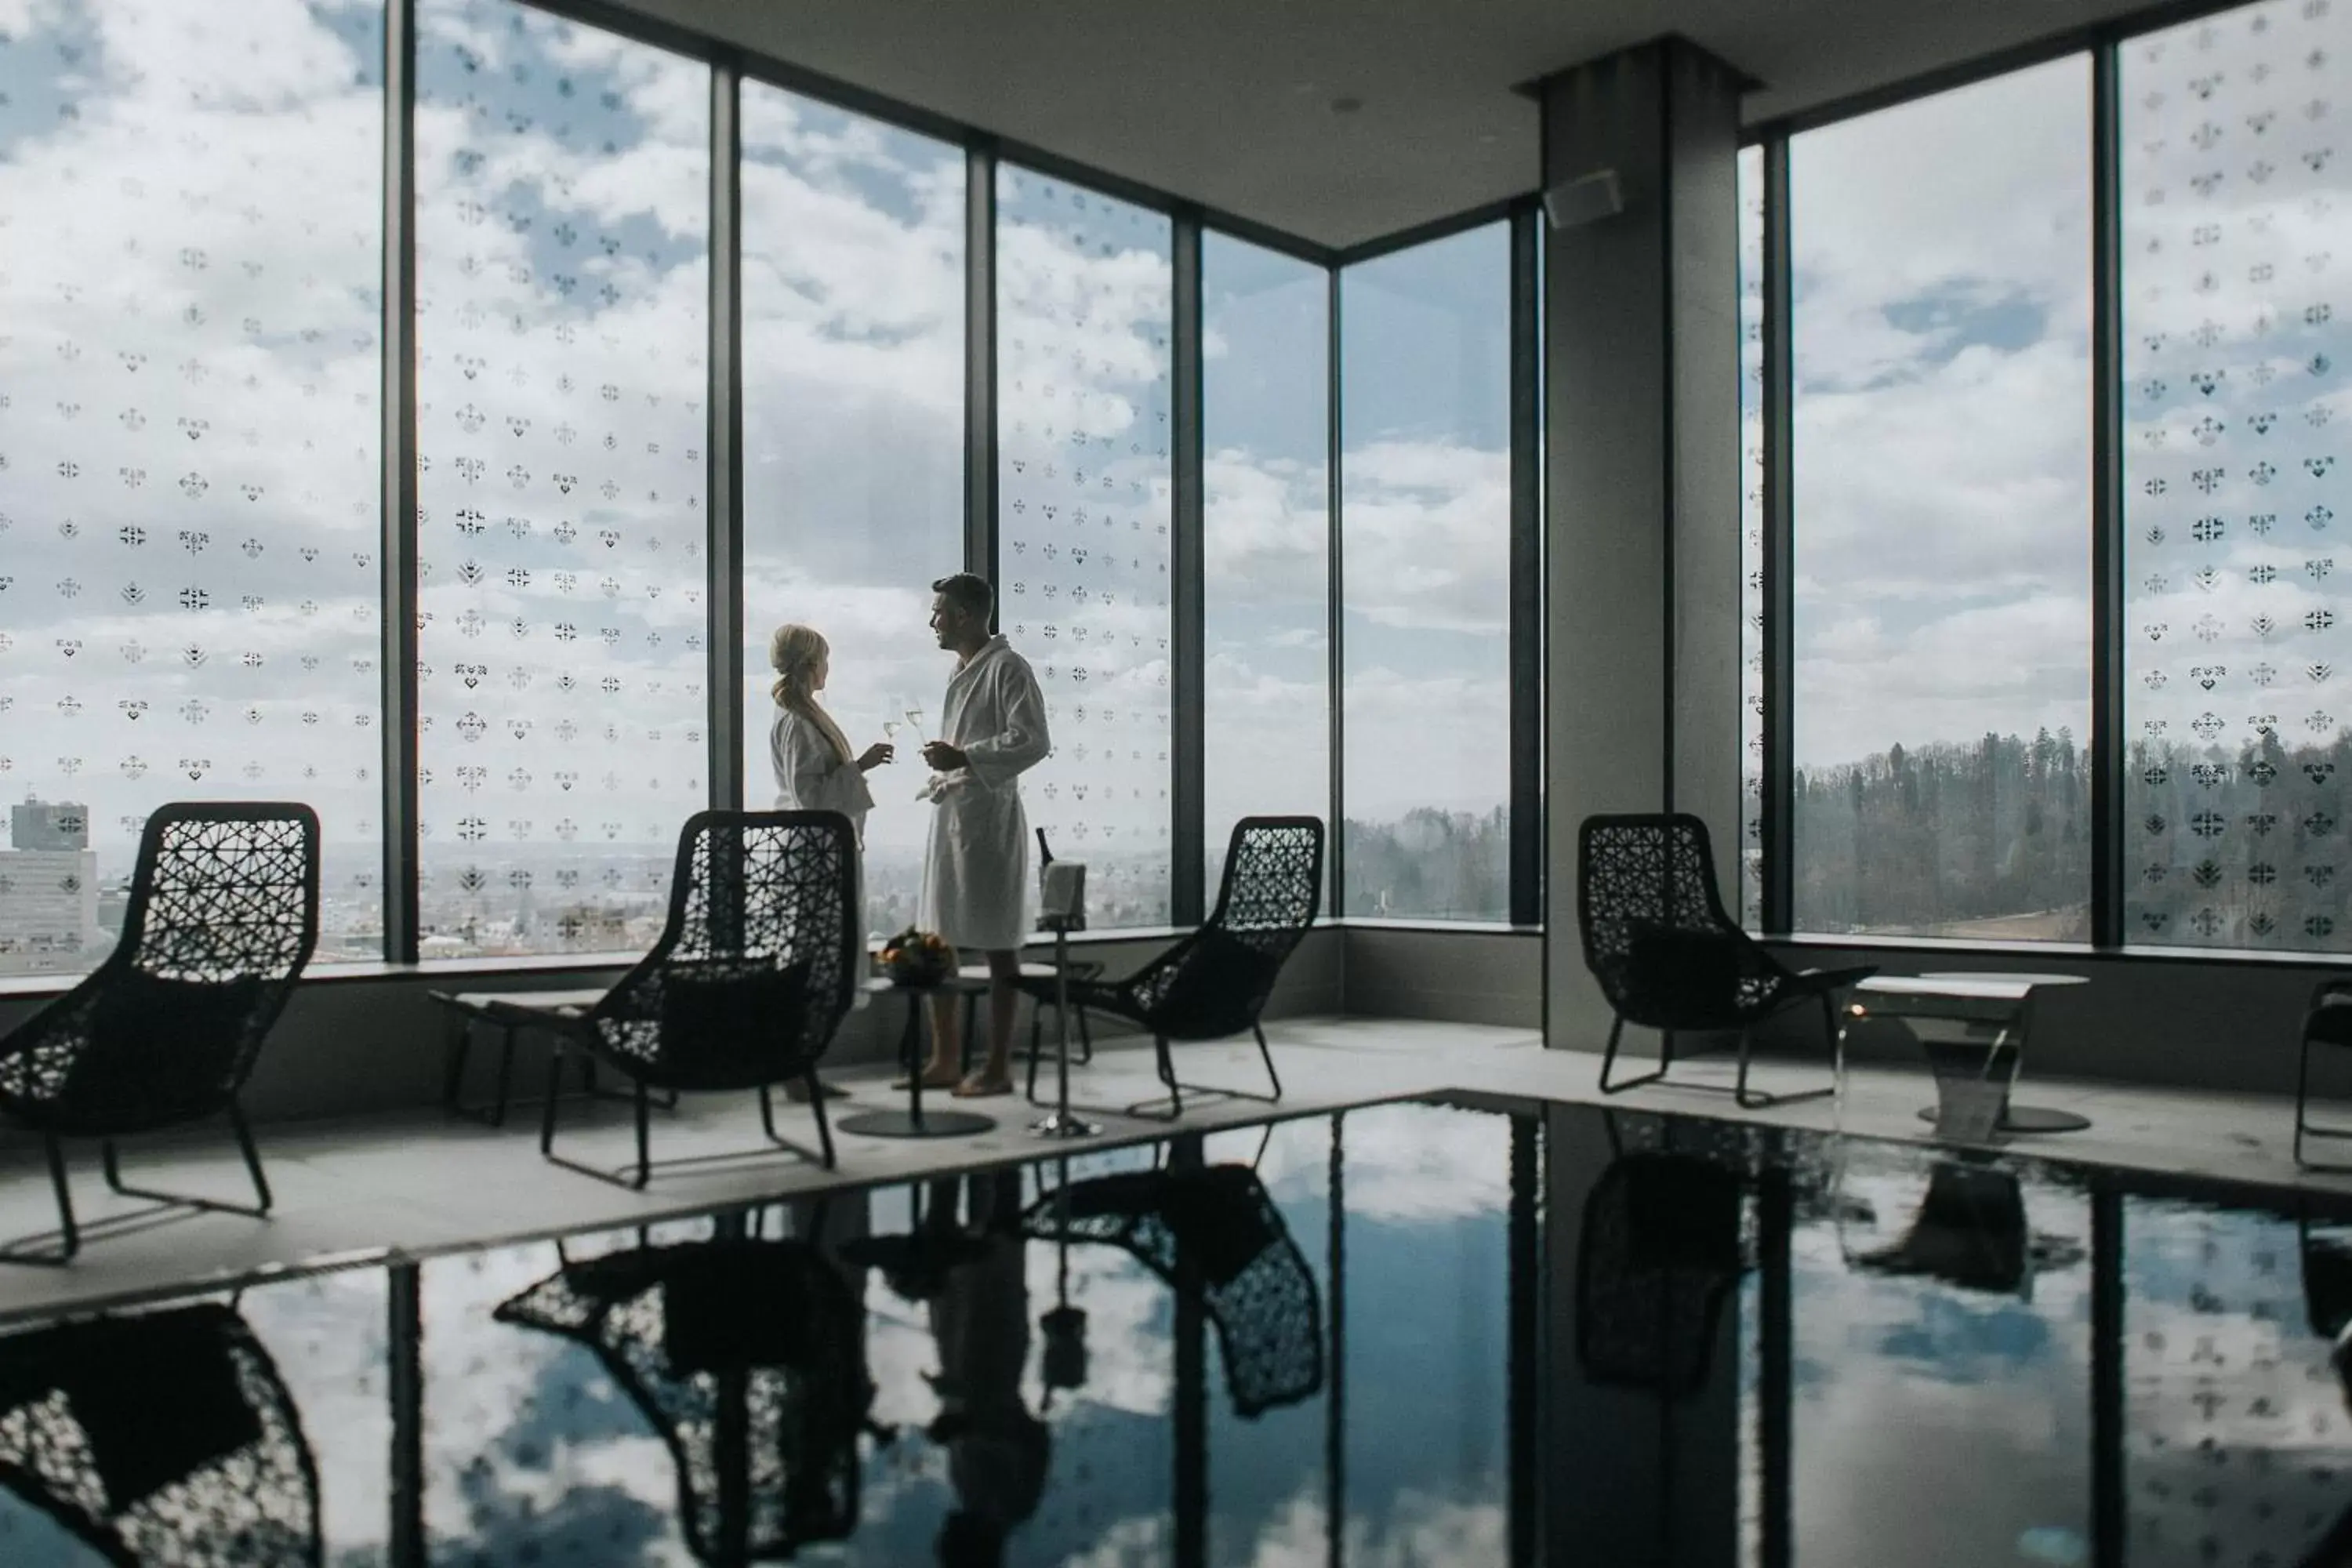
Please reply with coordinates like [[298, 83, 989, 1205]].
[[496, 1236, 874, 1562], [0, 1301, 321, 1564], [1053, 815, 1323, 1121], [1578, 813, 1875, 1108], [1023, 1161, 1323, 1417], [0, 802, 318, 1261], [521, 810, 860, 1189]]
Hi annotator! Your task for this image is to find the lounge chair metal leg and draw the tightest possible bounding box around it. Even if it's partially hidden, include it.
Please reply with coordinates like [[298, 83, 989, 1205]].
[[1730, 1003, 1838, 1109], [1254, 1022, 1283, 1100], [2296, 1029, 2352, 1170], [1025, 1004, 1046, 1106], [633, 1081, 652, 1190], [760, 1085, 779, 1141], [94, 1104, 273, 1220], [1597, 1015, 1668, 1095], [1122, 1025, 1286, 1120], [807, 1071, 836, 1170], [539, 1046, 564, 1158], [229, 1101, 272, 1212], [0, 1136, 83, 1265]]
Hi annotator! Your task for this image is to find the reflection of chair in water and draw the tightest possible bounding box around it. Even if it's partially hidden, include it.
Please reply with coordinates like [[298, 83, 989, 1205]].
[[1575, 1152, 1746, 1396], [1847, 1162, 2031, 1297], [1022, 1163, 1323, 1418], [496, 1237, 873, 1563], [0, 1301, 320, 1565]]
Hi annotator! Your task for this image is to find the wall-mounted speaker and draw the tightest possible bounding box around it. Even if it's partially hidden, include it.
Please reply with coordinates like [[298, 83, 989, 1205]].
[[1543, 169, 1625, 230]]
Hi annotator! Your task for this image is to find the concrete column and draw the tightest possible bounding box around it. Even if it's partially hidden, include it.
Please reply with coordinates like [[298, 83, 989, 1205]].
[[1541, 39, 1748, 1049]]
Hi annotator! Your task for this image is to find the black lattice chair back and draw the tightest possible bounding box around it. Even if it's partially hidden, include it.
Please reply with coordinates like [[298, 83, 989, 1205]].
[[0, 804, 318, 1138], [496, 1238, 872, 1560], [1024, 1163, 1323, 1418], [0, 1301, 321, 1564], [1127, 816, 1323, 1041], [1579, 813, 1779, 1033], [586, 811, 859, 1094]]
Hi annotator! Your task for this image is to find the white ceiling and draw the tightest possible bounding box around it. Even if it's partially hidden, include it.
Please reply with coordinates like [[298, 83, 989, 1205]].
[[613, 0, 2158, 249]]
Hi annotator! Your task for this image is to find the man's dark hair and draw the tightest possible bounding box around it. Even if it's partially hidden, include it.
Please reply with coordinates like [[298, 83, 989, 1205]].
[[931, 572, 994, 619]]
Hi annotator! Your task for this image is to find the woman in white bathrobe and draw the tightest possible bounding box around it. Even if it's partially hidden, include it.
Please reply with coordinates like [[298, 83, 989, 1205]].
[[767, 623, 894, 1098]]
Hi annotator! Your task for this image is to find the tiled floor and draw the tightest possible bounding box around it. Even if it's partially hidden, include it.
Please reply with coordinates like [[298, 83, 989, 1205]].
[[0, 1014, 2339, 1325]]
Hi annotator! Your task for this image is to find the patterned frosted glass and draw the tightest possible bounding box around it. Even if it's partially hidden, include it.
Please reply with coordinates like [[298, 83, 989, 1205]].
[[1739, 145, 1766, 929], [412, 0, 708, 958], [2124, 1200, 2352, 1565], [0, 0, 383, 976], [1203, 234, 1329, 900], [1790, 60, 2092, 940], [2124, 0, 2352, 951], [739, 82, 964, 942], [996, 165, 1174, 930], [1338, 223, 1511, 922]]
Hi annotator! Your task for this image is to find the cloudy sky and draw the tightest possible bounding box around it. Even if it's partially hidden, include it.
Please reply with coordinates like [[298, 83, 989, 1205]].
[[1786, 55, 2095, 775], [0, 0, 1526, 960], [0, 0, 386, 935]]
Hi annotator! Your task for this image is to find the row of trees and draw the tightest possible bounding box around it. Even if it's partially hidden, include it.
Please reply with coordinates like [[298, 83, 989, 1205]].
[[1794, 729, 2092, 938], [1345, 807, 1509, 921]]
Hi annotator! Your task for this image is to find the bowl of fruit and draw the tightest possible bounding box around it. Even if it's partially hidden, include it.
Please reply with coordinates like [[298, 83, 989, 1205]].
[[880, 927, 958, 988]]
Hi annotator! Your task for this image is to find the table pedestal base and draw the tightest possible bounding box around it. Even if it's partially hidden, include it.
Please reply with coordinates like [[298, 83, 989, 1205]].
[[1914, 1104, 2091, 1134], [836, 1108, 996, 1140]]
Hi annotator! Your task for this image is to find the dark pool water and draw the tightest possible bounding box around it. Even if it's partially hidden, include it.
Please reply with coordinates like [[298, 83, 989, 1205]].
[[0, 1096, 2346, 1566]]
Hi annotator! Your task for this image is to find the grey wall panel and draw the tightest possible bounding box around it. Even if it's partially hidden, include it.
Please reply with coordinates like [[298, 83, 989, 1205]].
[[0, 927, 1344, 1125], [1341, 927, 1541, 1029]]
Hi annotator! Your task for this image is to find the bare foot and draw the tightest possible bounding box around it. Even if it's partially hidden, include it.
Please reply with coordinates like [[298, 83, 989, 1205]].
[[892, 1065, 962, 1091], [951, 1073, 1014, 1099]]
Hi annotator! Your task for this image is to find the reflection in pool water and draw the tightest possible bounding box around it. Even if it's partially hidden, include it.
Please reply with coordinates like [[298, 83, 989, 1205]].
[[0, 1098, 2350, 1565]]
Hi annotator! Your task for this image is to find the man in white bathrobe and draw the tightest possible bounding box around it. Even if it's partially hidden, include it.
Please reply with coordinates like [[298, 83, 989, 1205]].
[[916, 572, 1051, 1098]]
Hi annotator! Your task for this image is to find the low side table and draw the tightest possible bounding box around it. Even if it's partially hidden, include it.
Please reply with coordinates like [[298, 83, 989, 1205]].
[[1844, 974, 2092, 1137], [836, 975, 996, 1140]]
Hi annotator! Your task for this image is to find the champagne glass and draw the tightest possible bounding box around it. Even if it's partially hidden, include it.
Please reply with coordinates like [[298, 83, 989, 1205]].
[[902, 704, 927, 744]]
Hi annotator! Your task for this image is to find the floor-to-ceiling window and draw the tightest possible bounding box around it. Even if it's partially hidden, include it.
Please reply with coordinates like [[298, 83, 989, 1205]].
[[0, 0, 385, 975], [411, 0, 710, 958], [1739, 145, 1768, 929], [1789, 58, 2094, 940], [996, 166, 1174, 930], [1203, 234, 1330, 902], [2123, 0, 2352, 951], [1338, 224, 1512, 922], [738, 82, 964, 942]]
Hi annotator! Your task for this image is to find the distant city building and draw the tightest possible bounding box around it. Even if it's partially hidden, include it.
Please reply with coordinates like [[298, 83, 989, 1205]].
[[0, 799, 103, 975], [11, 799, 89, 852]]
